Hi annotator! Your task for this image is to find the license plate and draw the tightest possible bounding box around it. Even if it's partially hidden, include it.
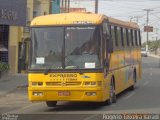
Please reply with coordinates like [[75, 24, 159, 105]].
[[58, 91, 70, 96]]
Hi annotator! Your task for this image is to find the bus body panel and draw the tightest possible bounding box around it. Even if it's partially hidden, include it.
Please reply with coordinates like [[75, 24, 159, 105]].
[[28, 72, 111, 102], [28, 12, 142, 104]]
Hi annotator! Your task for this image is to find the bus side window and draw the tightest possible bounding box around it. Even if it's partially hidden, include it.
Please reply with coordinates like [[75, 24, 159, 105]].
[[117, 26, 122, 48], [138, 31, 141, 46], [114, 26, 118, 47], [126, 28, 129, 46], [120, 27, 124, 47], [123, 28, 127, 47], [102, 22, 109, 35], [111, 25, 115, 42], [135, 30, 138, 46], [131, 29, 134, 46], [128, 29, 132, 46], [102, 22, 113, 53]]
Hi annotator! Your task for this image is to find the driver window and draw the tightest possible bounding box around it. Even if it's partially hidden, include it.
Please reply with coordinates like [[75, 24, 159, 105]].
[[103, 22, 109, 35]]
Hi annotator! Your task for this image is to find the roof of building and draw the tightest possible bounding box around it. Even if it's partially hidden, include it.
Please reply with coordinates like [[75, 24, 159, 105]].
[[31, 12, 139, 29]]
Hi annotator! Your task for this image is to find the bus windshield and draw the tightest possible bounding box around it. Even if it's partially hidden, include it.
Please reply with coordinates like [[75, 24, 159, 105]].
[[30, 26, 101, 70]]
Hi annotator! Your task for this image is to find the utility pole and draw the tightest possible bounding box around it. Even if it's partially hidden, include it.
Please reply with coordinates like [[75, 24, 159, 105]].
[[95, 0, 98, 13], [143, 9, 154, 51]]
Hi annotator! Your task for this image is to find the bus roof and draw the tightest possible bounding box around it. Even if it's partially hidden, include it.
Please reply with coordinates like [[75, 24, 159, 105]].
[[31, 12, 139, 29]]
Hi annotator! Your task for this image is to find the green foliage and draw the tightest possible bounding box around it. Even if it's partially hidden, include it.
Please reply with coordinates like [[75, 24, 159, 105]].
[[141, 40, 160, 51], [0, 62, 9, 72]]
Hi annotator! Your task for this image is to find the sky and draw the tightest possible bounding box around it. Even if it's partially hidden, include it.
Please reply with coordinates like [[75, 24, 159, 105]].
[[70, 0, 160, 43]]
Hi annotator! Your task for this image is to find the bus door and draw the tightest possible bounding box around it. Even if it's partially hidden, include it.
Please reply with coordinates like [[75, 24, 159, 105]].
[[102, 21, 113, 77]]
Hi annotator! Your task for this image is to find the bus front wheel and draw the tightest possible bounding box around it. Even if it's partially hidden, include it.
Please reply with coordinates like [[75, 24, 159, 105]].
[[130, 70, 136, 90], [104, 77, 116, 105], [109, 78, 116, 104], [46, 101, 57, 107]]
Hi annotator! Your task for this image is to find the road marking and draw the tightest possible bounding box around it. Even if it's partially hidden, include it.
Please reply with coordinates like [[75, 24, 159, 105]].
[[143, 81, 149, 86], [83, 114, 99, 120], [123, 92, 135, 100]]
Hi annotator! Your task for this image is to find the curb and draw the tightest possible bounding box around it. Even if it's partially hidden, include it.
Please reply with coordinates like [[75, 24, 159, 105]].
[[148, 54, 160, 59]]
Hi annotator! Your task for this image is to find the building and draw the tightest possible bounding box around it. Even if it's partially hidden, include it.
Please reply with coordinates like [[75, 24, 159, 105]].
[[0, 0, 50, 74], [19, 0, 50, 73], [0, 0, 26, 74]]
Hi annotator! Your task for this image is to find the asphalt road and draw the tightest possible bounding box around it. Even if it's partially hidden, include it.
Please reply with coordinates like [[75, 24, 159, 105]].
[[0, 56, 160, 120]]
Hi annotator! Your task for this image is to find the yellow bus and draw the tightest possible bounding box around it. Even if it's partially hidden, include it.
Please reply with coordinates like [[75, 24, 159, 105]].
[[28, 12, 141, 107]]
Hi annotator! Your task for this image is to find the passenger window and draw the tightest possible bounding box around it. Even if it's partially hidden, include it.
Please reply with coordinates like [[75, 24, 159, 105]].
[[114, 26, 118, 47], [117, 27, 121, 47], [120, 27, 124, 46], [103, 22, 109, 35], [135, 30, 138, 46], [138, 31, 141, 46], [123, 28, 127, 47], [131, 29, 134, 46], [126, 28, 129, 46], [128, 29, 132, 46], [111, 26, 116, 46]]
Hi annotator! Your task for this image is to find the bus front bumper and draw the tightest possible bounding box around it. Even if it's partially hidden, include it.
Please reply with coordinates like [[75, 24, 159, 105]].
[[28, 87, 105, 102]]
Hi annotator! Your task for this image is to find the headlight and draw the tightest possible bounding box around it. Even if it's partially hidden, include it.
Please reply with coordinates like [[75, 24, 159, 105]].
[[32, 92, 43, 96], [32, 82, 37, 86], [30, 82, 43, 86], [84, 81, 97, 86]]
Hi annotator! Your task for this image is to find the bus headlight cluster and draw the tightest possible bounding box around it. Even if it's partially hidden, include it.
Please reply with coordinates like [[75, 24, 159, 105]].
[[85, 92, 97, 96], [31, 82, 43, 86], [32, 92, 43, 96], [84, 81, 102, 86], [84, 81, 96, 86]]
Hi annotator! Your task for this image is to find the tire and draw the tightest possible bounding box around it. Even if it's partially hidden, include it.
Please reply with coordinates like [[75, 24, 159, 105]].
[[104, 77, 117, 105], [46, 101, 57, 107], [110, 79, 117, 103], [130, 70, 136, 90]]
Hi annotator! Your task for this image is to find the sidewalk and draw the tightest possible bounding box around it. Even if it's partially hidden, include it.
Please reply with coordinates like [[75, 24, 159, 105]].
[[0, 74, 28, 96], [148, 53, 160, 58]]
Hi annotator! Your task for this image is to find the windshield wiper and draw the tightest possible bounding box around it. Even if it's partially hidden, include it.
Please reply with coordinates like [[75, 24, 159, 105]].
[[44, 64, 52, 75], [44, 64, 62, 75]]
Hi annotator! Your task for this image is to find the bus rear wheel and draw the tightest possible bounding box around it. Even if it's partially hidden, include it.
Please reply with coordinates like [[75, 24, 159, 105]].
[[46, 101, 57, 107], [130, 70, 136, 90]]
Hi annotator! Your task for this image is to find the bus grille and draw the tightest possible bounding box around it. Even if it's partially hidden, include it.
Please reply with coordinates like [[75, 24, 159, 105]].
[[46, 82, 81, 86]]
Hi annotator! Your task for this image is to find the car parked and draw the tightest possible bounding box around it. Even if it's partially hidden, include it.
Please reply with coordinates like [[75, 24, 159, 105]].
[[141, 48, 148, 57]]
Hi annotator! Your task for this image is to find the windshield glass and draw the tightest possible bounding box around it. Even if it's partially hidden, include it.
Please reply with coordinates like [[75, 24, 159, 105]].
[[30, 27, 64, 69], [30, 26, 101, 70], [65, 26, 101, 69]]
